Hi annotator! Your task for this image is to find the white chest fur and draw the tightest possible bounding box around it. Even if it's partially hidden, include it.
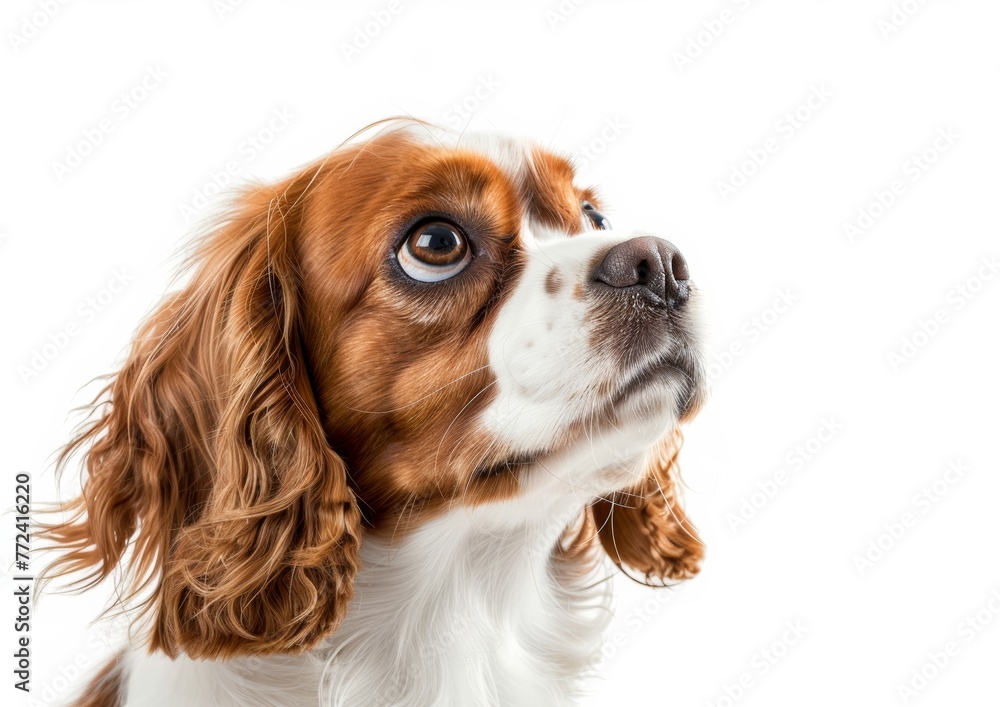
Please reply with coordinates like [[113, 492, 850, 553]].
[[121, 501, 612, 707]]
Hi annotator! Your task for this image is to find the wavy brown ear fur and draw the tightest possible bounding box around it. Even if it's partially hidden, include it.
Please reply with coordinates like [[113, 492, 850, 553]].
[[590, 431, 703, 583], [41, 184, 362, 659]]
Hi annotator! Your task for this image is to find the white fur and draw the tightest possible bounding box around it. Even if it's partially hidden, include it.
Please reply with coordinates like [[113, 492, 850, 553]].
[[480, 222, 685, 458], [118, 439, 664, 707]]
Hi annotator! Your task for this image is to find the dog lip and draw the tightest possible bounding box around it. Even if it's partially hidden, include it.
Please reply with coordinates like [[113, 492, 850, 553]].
[[611, 354, 684, 405], [474, 451, 542, 479]]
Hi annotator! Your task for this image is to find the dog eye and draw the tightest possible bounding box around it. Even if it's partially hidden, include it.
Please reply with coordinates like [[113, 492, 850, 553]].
[[582, 201, 611, 230], [398, 221, 472, 282]]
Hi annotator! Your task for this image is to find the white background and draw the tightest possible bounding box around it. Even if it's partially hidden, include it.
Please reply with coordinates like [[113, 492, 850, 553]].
[[3, 1, 999, 706]]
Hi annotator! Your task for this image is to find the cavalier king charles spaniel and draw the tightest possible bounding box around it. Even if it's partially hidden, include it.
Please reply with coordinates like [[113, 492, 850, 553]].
[[43, 120, 707, 706]]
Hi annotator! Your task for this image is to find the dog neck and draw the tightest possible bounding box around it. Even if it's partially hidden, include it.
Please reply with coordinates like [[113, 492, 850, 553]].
[[322, 499, 613, 706], [117, 497, 612, 707]]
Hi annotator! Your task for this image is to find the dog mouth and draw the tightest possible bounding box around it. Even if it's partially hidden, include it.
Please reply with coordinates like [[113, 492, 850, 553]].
[[474, 451, 543, 480], [611, 354, 685, 404], [473, 339, 703, 482], [607, 342, 706, 422], [473, 360, 689, 481]]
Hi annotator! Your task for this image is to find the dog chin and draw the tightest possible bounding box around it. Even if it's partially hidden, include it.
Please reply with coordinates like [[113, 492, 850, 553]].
[[514, 384, 680, 498]]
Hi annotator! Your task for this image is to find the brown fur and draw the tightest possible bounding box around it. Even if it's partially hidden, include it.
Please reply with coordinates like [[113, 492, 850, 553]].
[[71, 654, 124, 707], [590, 431, 703, 582], [525, 148, 601, 232], [42, 173, 362, 659]]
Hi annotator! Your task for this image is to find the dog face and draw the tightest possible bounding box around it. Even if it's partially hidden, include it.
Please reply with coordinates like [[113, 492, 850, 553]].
[[45, 122, 706, 660]]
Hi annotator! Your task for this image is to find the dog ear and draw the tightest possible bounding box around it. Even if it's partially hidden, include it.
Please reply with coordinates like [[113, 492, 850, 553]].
[[589, 431, 703, 583], [42, 185, 362, 658]]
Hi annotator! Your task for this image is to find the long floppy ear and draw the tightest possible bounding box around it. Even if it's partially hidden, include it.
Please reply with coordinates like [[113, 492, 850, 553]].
[[42, 186, 362, 658], [590, 431, 703, 583]]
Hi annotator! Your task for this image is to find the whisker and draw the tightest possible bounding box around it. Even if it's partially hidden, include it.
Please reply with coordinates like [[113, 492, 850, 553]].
[[345, 364, 492, 414], [433, 380, 499, 477], [652, 469, 704, 546]]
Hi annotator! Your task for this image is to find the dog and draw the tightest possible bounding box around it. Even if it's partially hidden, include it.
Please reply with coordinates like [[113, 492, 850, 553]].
[[43, 120, 707, 706]]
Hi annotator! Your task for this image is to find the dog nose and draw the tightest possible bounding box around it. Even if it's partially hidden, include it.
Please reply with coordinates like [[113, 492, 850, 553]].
[[592, 236, 690, 306]]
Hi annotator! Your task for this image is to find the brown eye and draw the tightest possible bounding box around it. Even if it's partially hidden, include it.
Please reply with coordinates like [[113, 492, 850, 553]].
[[398, 221, 472, 282], [582, 201, 611, 230]]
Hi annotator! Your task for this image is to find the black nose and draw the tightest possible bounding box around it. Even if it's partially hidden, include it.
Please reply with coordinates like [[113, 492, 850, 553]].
[[592, 236, 690, 306]]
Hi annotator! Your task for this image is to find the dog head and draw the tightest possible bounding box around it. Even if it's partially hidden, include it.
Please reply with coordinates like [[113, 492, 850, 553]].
[[45, 121, 706, 659]]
